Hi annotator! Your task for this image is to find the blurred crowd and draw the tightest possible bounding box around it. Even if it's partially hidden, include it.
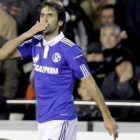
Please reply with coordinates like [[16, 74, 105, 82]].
[[0, 0, 140, 121]]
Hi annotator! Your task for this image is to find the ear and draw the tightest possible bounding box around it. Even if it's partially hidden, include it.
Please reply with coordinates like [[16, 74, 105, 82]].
[[58, 20, 64, 26]]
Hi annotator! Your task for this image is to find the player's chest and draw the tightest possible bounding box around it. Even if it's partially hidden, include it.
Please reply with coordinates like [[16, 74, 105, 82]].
[[32, 46, 66, 67]]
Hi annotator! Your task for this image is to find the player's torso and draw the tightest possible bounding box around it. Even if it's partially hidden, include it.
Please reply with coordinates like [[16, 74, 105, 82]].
[[32, 37, 75, 97], [32, 38, 77, 122]]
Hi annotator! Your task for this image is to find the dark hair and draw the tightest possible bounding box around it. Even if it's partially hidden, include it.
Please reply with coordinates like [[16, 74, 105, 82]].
[[38, 1, 66, 32]]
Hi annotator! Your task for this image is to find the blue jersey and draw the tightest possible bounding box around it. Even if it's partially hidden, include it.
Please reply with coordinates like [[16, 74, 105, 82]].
[[17, 32, 91, 123]]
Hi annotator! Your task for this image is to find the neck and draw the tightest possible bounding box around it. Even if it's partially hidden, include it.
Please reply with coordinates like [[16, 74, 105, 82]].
[[44, 30, 59, 42]]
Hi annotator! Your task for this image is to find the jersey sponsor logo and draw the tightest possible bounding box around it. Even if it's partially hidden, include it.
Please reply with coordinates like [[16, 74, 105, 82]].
[[34, 64, 59, 74], [73, 54, 83, 59], [52, 53, 61, 63], [33, 54, 39, 64]]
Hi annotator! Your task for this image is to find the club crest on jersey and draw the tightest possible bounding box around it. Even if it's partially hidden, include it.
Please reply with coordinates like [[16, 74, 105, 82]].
[[33, 54, 39, 64], [52, 53, 61, 63]]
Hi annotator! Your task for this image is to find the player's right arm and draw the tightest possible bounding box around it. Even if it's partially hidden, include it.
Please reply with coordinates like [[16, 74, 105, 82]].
[[0, 21, 48, 60]]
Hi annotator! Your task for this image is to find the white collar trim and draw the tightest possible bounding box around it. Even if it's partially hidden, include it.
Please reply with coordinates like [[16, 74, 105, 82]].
[[43, 32, 64, 47]]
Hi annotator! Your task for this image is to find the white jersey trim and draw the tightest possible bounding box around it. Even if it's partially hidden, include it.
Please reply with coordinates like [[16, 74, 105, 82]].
[[34, 34, 43, 40], [61, 38, 75, 47], [43, 32, 64, 47], [80, 64, 90, 77], [19, 39, 32, 47]]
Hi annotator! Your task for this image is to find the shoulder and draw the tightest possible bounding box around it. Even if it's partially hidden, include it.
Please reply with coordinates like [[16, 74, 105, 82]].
[[33, 34, 44, 40], [61, 37, 82, 52], [61, 37, 75, 47], [19, 38, 33, 47], [19, 34, 43, 47], [33, 34, 44, 45]]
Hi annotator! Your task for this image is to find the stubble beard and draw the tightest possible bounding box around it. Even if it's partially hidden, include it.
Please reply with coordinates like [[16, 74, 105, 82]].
[[43, 28, 50, 35], [43, 26, 57, 35]]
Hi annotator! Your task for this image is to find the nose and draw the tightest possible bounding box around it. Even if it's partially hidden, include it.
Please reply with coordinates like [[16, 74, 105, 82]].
[[105, 36, 110, 42], [44, 15, 49, 21], [40, 15, 48, 22]]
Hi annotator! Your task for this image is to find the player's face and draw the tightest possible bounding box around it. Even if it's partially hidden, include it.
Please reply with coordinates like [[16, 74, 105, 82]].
[[40, 6, 62, 35]]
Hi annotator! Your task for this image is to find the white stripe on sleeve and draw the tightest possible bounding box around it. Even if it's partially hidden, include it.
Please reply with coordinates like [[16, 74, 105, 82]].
[[80, 64, 90, 77]]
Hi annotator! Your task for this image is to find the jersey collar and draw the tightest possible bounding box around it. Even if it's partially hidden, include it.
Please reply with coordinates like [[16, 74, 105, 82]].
[[43, 32, 64, 47]]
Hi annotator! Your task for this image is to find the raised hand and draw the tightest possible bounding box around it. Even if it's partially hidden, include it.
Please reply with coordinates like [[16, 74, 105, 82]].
[[25, 20, 48, 38]]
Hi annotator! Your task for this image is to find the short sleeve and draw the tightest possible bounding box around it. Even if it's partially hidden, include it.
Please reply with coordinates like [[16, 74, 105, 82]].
[[65, 45, 91, 79], [17, 39, 33, 59]]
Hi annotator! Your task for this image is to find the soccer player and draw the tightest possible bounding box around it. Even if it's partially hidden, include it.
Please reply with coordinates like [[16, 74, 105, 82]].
[[0, 1, 118, 140]]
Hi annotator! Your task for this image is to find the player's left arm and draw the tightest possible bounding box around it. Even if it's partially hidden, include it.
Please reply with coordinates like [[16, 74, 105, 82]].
[[65, 44, 118, 139], [81, 75, 119, 140]]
